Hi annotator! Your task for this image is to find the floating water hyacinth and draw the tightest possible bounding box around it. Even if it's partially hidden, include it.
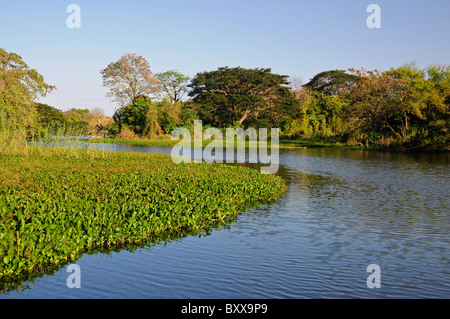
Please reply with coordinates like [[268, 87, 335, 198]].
[[0, 150, 286, 291]]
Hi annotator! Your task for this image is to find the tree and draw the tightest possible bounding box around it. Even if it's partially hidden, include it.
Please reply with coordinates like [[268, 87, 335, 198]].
[[282, 89, 348, 140], [188, 66, 297, 127], [79, 108, 114, 136], [62, 108, 90, 134], [390, 64, 450, 148], [155, 70, 190, 104], [152, 100, 183, 134], [304, 69, 359, 96], [305, 92, 348, 138], [35, 103, 65, 127], [342, 65, 450, 148], [100, 53, 161, 106], [0, 48, 55, 128], [83, 107, 105, 121], [344, 67, 413, 145], [113, 96, 161, 137], [63, 108, 90, 124]]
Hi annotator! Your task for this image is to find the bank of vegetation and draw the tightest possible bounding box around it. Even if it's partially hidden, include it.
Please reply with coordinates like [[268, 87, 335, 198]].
[[2, 48, 447, 150], [100, 56, 449, 151], [102, 55, 450, 150]]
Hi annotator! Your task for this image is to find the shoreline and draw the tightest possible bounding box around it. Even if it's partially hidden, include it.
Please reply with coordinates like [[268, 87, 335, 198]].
[[83, 136, 449, 152]]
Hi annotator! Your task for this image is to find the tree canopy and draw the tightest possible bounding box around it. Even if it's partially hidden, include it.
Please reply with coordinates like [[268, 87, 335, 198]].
[[304, 69, 359, 96], [188, 66, 297, 127]]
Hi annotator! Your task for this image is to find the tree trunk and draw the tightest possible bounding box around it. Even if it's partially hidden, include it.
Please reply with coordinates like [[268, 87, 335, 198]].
[[237, 109, 251, 124]]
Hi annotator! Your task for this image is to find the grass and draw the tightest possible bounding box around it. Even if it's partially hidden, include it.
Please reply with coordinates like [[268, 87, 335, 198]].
[[0, 129, 287, 292]]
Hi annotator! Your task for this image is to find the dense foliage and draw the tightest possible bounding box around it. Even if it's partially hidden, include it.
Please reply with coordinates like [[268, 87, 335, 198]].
[[289, 65, 450, 149], [107, 63, 448, 150], [32, 105, 112, 136], [111, 96, 186, 138], [0, 48, 55, 130]]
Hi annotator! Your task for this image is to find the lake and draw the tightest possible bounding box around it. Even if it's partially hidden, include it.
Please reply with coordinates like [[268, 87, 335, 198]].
[[1, 145, 449, 298]]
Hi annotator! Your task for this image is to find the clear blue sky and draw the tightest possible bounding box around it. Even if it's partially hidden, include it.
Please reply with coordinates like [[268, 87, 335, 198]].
[[1, 0, 449, 116]]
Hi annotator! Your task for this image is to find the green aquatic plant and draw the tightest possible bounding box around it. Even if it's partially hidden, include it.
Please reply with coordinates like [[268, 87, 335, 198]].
[[0, 150, 286, 292]]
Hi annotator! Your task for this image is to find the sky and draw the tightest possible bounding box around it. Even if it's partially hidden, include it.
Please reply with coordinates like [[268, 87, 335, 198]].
[[1, 0, 449, 116]]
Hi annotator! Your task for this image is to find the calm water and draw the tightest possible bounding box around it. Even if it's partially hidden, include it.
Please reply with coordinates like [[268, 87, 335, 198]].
[[1, 145, 449, 298]]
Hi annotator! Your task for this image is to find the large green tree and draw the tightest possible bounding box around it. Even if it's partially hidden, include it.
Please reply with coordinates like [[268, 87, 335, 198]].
[[188, 66, 297, 127], [113, 96, 164, 137], [0, 48, 55, 128], [35, 103, 65, 127], [304, 69, 359, 96]]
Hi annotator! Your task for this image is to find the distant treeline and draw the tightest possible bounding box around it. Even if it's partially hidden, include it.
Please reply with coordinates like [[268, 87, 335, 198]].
[[1, 48, 449, 150], [34, 104, 113, 136], [109, 63, 449, 150]]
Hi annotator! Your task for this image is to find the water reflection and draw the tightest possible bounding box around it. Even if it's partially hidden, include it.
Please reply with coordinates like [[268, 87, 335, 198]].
[[0, 212, 237, 294]]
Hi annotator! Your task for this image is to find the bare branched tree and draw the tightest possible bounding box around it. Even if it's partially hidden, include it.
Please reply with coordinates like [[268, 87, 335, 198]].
[[101, 53, 161, 106]]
